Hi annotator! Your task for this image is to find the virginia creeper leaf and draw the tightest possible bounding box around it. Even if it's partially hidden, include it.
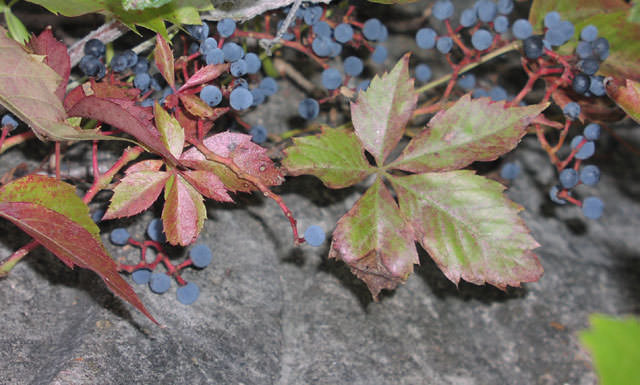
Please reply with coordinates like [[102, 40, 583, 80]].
[[206, 0, 329, 21], [122, 0, 171, 11], [0, 201, 157, 324], [178, 64, 229, 91], [162, 174, 205, 246], [580, 314, 640, 385], [154, 102, 184, 158], [328, 178, 419, 299], [605, 77, 640, 124], [102, 171, 170, 220], [180, 159, 253, 193], [154, 33, 174, 89], [390, 96, 549, 173], [389, 171, 543, 289], [282, 127, 375, 188], [179, 94, 229, 120], [174, 107, 214, 142], [4, 8, 29, 45], [351, 53, 417, 166], [124, 159, 164, 174], [181, 170, 233, 202], [26, 27, 70, 102]]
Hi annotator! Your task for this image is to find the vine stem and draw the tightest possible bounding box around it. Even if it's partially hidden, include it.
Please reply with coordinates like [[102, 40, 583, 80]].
[[186, 138, 303, 245]]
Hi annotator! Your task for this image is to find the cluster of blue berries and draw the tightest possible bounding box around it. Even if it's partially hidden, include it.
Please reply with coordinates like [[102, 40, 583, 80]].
[[1, 113, 18, 130]]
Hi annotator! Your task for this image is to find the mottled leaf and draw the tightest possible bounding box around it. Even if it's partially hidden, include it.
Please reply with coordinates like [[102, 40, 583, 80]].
[[178, 64, 229, 91], [282, 127, 375, 188], [154, 33, 174, 89], [103, 171, 170, 220], [605, 77, 640, 124], [580, 314, 640, 385], [179, 94, 229, 120], [328, 178, 418, 299], [162, 174, 205, 246], [389, 171, 543, 289], [181, 170, 233, 202], [26, 27, 71, 102], [390, 96, 549, 173], [0, 201, 157, 324], [154, 102, 184, 158], [351, 53, 416, 166]]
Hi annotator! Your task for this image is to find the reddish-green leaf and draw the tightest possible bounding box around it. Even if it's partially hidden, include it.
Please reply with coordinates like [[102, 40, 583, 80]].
[[154, 102, 184, 158], [605, 77, 640, 124], [179, 94, 229, 120], [282, 127, 374, 188], [181, 170, 233, 202], [162, 174, 205, 245], [103, 171, 170, 220], [389, 171, 543, 289], [0, 201, 157, 323], [390, 96, 548, 173], [328, 178, 418, 299], [178, 64, 229, 91], [351, 53, 416, 166], [154, 33, 174, 89], [124, 159, 164, 174], [180, 159, 254, 193], [26, 27, 70, 102]]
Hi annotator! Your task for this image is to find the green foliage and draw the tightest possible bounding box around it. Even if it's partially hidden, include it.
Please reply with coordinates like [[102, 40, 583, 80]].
[[580, 314, 640, 385], [2, 4, 29, 45]]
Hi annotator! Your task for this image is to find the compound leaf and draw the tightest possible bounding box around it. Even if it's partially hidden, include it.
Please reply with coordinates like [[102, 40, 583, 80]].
[[154, 102, 184, 158], [351, 52, 416, 166], [390, 96, 549, 173], [328, 178, 418, 299], [154, 33, 174, 89], [389, 171, 542, 289], [181, 170, 233, 202], [282, 127, 374, 188], [103, 171, 170, 220]]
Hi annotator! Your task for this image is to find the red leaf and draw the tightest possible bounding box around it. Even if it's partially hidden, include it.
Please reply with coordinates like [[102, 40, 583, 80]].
[[179, 94, 229, 120], [180, 159, 254, 193], [175, 107, 214, 142], [181, 170, 233, 202], [125, 159, 164, 174], [154, 34, 174, 89], [0, 202, 157, 324], [64, 80, 139, 111], [103, 171, 170, 220], [162, 174, 205, 245], [26, 27, 70, 102], [179, 64, 229, 91]]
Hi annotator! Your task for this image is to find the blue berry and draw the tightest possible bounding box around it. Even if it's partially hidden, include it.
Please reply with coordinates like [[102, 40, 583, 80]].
[[436, 36, 453, 54], [570, 135, 595, 159], [259, 77, 278, 96], [559, 168, 579, 188], [493, 15, 509, 34], [458, 74, 476, 90], [362, 18, 383, 41], [134, 57, 149, 74], [576, 41, 593, 59], [233, 79, 249, 91], [189, 243, 213, 268], [549, 185, 567, 205], [489, 86, 508, 101], [334, 23, 354, 43], [321, 68, 342, 90], [79, 55, 105, 78], [416, 28, 437, 49], [229, 87, 253, 110], [149, 273, 171, 294], [312, 36, 332, 57], [222, 42, 244, 62], [378, 25, 389, 42], [476, 0, 497, 23], [132, 268, 152, 285], [371, 45, 388, 64], [512, 19, 533, 40], [217, 18, 236, 37], [313, 21, 332, 38], [133, 73, 151, 91], [299, 98, 320, 120], [250, 125, 268, 144], [186, 23, 209, 41], [472, 29, 493, 51], [110, 54, 128, 72], [230, 59, 248, 77], [523, 35, 544, 59], [344, 56, 363, 77], [304, 225, 325, 247], [1, 114, 18, 129], [589, 76, 605, 96], [558, 20, 575, 43], [328, 40, 342, 57], [199, 37, 218, 54], [205, 48, 225, 65], [250, 88, 265, 106], [580, 165, 600, 186], [584, 123, 601, 141], [572, 73, 590, 94], [497, 0, 514, 14], [500, 162, 520, 179], [357, 80, 371, 93], [592, 37, 610, 60], [580, 25, 598, 42], [244, 53, 261, 74], [200, 85, 222, 107], [415, 63, 432, 82], [110, 228, 130, 246], [176, 282, 200, 305], [433, 0, 454, 21], [122, 50, 138, 68], [563, 102, 581, 119], [544, 11, 561, 29], [303, 6, 323, 26], [84, 39, 106, 58], [147, 218, 166, 243], [579, 59, 599, 76], [582, 197, 603, 219], [460, 8, 478, 27]]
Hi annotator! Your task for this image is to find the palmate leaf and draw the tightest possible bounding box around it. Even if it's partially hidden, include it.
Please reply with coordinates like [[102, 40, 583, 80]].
[[102, 171, 170, 220], [162, 174, 206, 246]]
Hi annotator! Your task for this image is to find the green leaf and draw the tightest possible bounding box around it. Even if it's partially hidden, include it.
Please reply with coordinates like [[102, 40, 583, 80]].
[[4, 8, 29, 45], [605, 77, 640, 124], [154, 33, 174, 90], [351, 52, 416, 166], [122, 0, 171, 10], [630, 2, 640, 24], [154, 102, 184, 158], [328, 178, 418, 299], [580, 314, 640, 385], [529, 0, 640, 81], [389, 96, 549, 173], [389, 171, 542, 289], [102, 171, 170, 220], [282, 127, 375, 189]]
